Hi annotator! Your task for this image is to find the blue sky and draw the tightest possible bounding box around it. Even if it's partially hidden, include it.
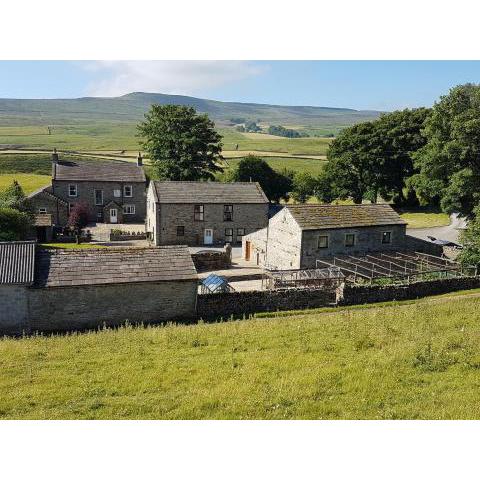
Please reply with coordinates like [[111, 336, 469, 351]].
[[1, 61, 480, 111]]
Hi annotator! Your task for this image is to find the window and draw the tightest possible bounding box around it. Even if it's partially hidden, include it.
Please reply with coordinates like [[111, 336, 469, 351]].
[[223, 204, 233, 221], [176, 226, 185, 236], [38, 207, 47, 214], [382, 231, 392, 244], [345, 233, 355, 247], [123, 205, 135, 215], [124, 185, 133, 197], [194, 204, 204, 221], [237, 228, 245, 242], [114, 189, 121, 198], [68, 184, 77, 197], [318, 235, 329, 248], [225, 228, 233, 243], [94, 189, 103, 206]]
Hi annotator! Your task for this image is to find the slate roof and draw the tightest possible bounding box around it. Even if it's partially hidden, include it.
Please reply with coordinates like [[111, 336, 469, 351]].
[[0, 241, 36, 285], [152, 181, 269, 204], [34, 214, 53, 227], [35, 246, 197, 288], [28, 186, 68, 204], [287, 204, 407, 230], [53, 160, 146, 183]]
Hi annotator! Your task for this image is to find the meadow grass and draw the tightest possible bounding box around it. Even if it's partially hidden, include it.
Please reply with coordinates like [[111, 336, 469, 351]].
[[1, 293, 480, 419], [399, 211, 451, 229], [0, 173, 50, 194], [0, 123, 332, 156]]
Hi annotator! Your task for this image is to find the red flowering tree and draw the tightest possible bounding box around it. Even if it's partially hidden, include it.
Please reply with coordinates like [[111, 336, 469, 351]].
[[67, 201, 90, 234]]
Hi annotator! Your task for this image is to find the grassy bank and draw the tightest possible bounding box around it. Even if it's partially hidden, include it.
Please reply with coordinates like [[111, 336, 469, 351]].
[[1, 293, 480, 419], [0, 173, 50, 194]]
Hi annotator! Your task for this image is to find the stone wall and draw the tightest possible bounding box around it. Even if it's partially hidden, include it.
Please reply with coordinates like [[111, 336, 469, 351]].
[[28, 189, 69, 226], [52, 179, 146, 224], [340, 276, 480, 306], [264, 208, 302, 270], [300, 224, 408, 268], [197, 287, 338, 319], [156, 202, 269, 247], [0, 280, 197, 335], [0, 285, 30, 335], [405, 235, 444, 256], [191, 249, 231, 272]]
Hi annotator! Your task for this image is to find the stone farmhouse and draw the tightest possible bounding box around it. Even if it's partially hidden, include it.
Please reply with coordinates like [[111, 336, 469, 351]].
[[146, 181, 269, 246], [243, 204, 409, 270], [28, 150, 147, 226], [0, 241, 197, 335]]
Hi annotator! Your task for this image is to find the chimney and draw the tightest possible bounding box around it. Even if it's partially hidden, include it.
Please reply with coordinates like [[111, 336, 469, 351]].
[[51, 147, 59, 164], [137, 152, 143, 167]]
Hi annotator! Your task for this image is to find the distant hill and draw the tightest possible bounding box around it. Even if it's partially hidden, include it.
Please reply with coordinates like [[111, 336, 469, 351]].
[[0, 92, 381, 128]]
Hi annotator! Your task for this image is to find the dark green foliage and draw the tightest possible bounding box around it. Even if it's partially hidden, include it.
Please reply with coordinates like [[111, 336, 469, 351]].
[[0, 207, 32, 241], [137, 104, 224, 181], [229, 155, 292, 203], [0, 179, 32, 214], [458, 205, 480, 267], [325, 108, 430, 204], [412, 84, 480, 217], [268, 125, 303, 138], [244, 121, 261, 133], [291, 172, 317, 203], [229, 117, 246, 124]]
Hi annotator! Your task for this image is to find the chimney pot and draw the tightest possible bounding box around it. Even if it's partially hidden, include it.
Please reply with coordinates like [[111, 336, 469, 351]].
[[51, 148, 59, 164]]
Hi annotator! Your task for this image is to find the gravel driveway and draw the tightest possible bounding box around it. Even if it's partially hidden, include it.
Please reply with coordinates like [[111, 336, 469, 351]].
[[407, 213, 467, 244]]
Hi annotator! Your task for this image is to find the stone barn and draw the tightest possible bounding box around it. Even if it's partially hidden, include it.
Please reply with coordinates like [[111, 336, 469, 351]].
[[0, 243, 198, 335], [243, 204, 408, 270]]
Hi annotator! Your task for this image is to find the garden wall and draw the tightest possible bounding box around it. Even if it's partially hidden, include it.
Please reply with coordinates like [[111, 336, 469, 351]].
[[340, 276, 480, 306], [192, 250, 231, 272], [197, 287, 338, 319]]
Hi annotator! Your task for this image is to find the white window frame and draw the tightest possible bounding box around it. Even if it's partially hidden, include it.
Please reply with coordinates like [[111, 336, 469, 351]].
[[94, 189, 103, 206], [236, 228, 245, 242], [123, 204, 135, 215], [225, 227, 233, 243], [38, 207, 47, 214], [68, 184, 77, 197], [382, 231, 392, 244], [124, 185, 133, 198], [318, 235, 329, 249], [194, 204, 204, 221], [114, 189, 121, 198]]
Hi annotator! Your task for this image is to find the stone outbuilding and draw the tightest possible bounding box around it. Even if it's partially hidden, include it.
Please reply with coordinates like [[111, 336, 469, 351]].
[[0, 242, 198, 335], [146, 181, 269, 246], [243, 204, 408, 270]]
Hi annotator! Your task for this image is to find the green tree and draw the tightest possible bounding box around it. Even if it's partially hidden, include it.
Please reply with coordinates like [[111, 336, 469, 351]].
[[230, 155, 292, 203], [0, 180, 30, 211], [325, 108, 429, 205], [412, 84, 480, 217], [314, 170, 337, 203], [458, 205, 480, 267], [0, 207, 33, 241], [67, 201, 90, 234], [291, 172, 316, 203], [137, 104, 224, 181]]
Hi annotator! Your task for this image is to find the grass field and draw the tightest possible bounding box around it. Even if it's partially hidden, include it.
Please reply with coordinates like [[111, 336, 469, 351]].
[[0, 173, 50, 194], [2, 292, 480, 419], [399, 211, 451, 228], [220, 156, 327, 177], [0, 123, 332, 157]]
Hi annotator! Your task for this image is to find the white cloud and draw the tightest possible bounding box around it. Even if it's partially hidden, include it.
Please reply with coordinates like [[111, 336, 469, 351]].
[[81, 61, 266, 97]]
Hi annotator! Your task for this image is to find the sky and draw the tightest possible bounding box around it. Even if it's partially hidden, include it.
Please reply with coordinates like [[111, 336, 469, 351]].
[[1, 60, 480, 111]]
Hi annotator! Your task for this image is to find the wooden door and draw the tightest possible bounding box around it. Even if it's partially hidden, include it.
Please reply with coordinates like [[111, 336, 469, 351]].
[[245, 241, 251, 261]]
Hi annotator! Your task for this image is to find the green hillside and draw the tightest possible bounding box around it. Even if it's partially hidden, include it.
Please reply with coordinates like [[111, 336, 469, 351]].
[[1, 291, 480, 419], [0, 92, 381, 128]]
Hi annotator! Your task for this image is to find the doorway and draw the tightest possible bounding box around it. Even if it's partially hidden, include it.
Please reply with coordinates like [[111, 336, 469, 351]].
[[204, 228, 213, 245], [110, 208, 118, 223], [245, 241, 251, 261]]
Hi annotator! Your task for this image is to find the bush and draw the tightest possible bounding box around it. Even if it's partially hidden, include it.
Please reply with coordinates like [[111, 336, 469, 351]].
[[0, 207, 33, 241]]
